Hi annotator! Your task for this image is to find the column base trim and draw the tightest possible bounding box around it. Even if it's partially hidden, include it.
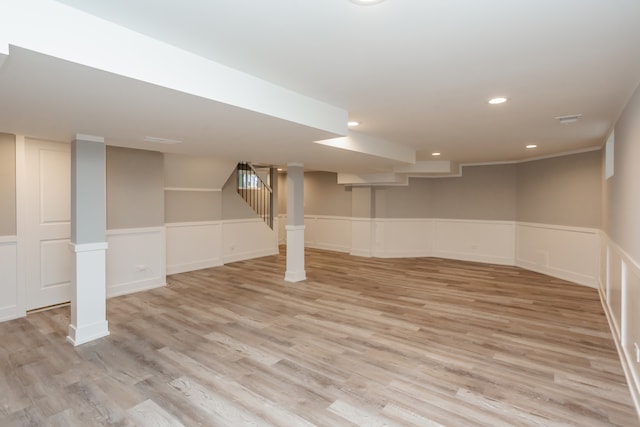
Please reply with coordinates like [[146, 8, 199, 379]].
[[285, 270, 307, 282], [67, 321, 110, 346]]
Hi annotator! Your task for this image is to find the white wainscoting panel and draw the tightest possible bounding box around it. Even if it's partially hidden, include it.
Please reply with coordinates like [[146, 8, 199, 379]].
[[106, 227, 166, 298], [606, 245, 623, 339], [599, 234, 640, 418], [516, 222, 599, 287], [0, 237, 20, 321], [372, 219, 432, 258], [305, 215, 351, 253], [166, 222, 223, 275], [433, 219, 515, 265], [350, 218, 373, 257], [222, 218, 278, 264]]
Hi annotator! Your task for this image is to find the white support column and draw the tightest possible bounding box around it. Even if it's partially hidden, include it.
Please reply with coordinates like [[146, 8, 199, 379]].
[[67, 134, 109, 346], [285, 163, 306, 282], [350, 186, 374, 257]]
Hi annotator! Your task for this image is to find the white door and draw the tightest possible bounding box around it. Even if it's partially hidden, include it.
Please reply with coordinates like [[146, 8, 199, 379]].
[[25, 140, 72, 310]]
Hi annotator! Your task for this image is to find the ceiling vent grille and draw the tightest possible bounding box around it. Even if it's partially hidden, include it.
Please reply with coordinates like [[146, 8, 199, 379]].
[[555, 114, 582, 124]]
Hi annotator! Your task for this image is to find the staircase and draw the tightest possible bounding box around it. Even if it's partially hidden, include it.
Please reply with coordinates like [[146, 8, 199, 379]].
[[236, 162, 274, 229]]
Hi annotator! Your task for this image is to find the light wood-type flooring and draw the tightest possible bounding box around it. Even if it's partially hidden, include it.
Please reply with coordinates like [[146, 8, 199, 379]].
[[1, 247, 638, 426]]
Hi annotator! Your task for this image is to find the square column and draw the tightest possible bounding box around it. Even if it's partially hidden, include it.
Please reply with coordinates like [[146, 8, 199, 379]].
[[67, 134, 109, 346], [285, 163, 306, 282], [350, 186, 374, 257]]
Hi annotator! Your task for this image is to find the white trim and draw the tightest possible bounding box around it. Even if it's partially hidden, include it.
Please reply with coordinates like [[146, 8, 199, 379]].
[[69, 241, 109, 252], [516, 221, 598, 234], [164, 187, 221, 192], [0, 235, 17, 244], [598, 232, 640, 420], [14, 134, 27, 321], [167, 259, 223, 276], [74, 134, 104, 143], [285, 225, 306, 231], [223, 217, 271, 225], [67, 321, 109, 346], [107, 226, 165, 235], [165, 220, 222, 228], [223, 247, 278, 265]]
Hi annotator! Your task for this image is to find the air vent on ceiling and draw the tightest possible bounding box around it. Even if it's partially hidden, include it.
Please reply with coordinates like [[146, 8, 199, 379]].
[[143, 136, 182, 144], [555, 114, 582, 124]]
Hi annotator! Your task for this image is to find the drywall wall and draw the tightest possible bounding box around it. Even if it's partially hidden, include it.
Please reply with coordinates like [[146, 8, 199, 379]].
[[0, 133, 16, 236], [430, 164, 517, 220], [304, 171, 351, 217], [375, 164, 517, 220], [222, 169, 259, 220], [516, 150, 602, 228], [604, 83, 640, 261], [106, 146, 164, 229], [163, 154, 228, 223]]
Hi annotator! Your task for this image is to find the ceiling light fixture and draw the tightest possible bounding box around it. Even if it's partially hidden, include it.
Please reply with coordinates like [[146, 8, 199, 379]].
[[432, 152, 441, 156], [348, 121, 360, 127], [526, 144, 537, 149], [488, 97, 509, 105], [350, 0, 386, 5], [555, 114, 582, 124]]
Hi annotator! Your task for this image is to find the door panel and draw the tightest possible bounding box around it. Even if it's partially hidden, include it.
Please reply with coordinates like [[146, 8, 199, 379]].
[[26, 140, 72, 310]]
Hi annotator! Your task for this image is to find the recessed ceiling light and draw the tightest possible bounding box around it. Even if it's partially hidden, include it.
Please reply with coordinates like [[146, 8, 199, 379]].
[[350, 0, 386, 5], [488, 97, 509, 105], [348, 121, 360, 127], [526, 144, 537, 149], [432, 152, 441, 156]]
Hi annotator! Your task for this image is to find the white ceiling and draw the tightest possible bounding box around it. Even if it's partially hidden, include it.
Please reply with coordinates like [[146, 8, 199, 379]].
[[2, 0, 640, 174]]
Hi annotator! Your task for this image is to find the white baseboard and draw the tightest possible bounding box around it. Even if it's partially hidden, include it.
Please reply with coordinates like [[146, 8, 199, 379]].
[[167, 259, 223, 275], [515, 258, 596, 288], [107, 277, 167, 298], [223, 247, 278, 264]]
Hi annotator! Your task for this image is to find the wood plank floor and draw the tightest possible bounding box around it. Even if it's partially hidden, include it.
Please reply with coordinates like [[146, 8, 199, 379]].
[[1, 247, 637, 426]]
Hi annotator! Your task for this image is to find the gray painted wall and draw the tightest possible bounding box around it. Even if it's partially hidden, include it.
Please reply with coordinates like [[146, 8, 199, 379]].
[[106, 146, 164, 229], [304, 171, 351, 217], [0, 134, 16, 236], [516, 150, 602, 228], [273, 153, 601, 227], [222, 169, 260, 220], [430, 164, 517, 220], [163, 154, 225, 223], [164, 153, 236, 189], [165, 191, 221, 223], [376, 164, 517, 220], [604, 82, 640, 261]]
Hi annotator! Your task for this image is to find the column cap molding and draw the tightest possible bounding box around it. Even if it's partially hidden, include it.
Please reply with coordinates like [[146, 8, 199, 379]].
[[285, 225, 306, 231], [69, 242, 108, 253], [74, 134, 105, 143], [287, 162, 304, 168]]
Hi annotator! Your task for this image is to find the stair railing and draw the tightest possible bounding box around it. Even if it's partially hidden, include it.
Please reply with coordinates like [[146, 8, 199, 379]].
[[237, 162, 274, 229]]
